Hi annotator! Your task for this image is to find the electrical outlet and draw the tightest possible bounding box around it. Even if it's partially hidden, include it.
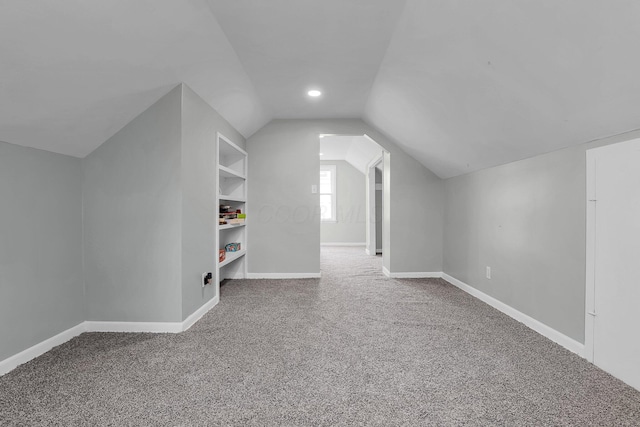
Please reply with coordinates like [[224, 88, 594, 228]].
[[311, 184, 318, 194], [486, 266, 491, 279], [202, 272, 212, 287]]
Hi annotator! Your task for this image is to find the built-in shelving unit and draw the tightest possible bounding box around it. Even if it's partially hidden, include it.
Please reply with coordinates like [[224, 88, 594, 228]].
[[216, 132, 247, 287]]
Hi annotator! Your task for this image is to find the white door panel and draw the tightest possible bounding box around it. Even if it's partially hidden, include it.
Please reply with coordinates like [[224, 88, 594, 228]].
[[592, 138, 640, 391]]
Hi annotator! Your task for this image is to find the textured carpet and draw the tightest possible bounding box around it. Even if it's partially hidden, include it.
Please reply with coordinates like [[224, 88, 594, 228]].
[[1, 246, 640, 426]]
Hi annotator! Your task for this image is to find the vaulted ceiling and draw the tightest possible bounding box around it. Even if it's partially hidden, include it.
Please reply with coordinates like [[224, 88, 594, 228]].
[[320, 135, 383, 174], [2, 1, 640, 178]]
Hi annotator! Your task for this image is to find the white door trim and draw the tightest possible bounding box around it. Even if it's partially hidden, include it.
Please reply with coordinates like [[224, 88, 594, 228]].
[[585, 149, 596, 363], [366, 154, 383, 258]]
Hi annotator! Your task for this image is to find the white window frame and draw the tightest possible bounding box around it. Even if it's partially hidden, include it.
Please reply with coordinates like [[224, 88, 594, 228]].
[[320, 164, 337, 222]]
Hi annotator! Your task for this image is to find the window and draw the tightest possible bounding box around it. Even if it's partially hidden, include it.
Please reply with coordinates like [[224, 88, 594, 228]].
[[320, 165, 336, 222]]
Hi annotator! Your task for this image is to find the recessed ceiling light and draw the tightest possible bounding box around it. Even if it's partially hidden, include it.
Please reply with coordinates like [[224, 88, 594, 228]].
[[308, 90, 322, 97], [319, 153, 324, 156]]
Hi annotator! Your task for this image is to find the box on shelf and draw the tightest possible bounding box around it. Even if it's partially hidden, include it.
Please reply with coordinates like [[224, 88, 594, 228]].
[[218, 249, 226, 262], [225, 242, 241, 252]]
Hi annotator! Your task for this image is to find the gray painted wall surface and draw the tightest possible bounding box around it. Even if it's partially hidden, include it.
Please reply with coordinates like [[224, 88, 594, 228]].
[[443, 128, 640, 343], [320, 160, 366, 244], [180, 85, 244, 319], [0, 142, 83, 361], [83, 86, 183, 322], [247, 119, 442, 275], [247, 121, 321, 274]]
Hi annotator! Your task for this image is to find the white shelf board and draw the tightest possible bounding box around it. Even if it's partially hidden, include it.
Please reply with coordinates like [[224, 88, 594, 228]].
[[219, 222, 246, 230], [218, 133, 248, 156], [219, 165, 245, 180], [219, 195, 246, 203], [219, 249, 246, 268]]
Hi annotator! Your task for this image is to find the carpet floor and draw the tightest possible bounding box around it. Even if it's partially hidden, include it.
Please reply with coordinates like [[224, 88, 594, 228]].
[[1, 246, 639, 426]]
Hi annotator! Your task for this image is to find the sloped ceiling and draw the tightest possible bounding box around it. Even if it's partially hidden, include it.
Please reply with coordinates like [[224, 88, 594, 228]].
[[205, 0, 405, 119], [320, 135, 383, 174], [3, 1, 640, 178], [365, 0, 640, 178], [0, 0, 269, 157]]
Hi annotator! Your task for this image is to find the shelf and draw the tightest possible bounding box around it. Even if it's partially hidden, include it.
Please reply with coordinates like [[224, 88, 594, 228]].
[[219, 134, 248, 157], [219, 222, 246, 230], [217, 132, 247, 285], [219, 195, 246, 203], [219, 249, 246, 268], [219, 165, 246, 180]]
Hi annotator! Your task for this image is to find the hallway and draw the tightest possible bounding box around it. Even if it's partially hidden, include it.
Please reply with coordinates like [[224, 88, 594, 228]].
[[1, 247, 639, 425]]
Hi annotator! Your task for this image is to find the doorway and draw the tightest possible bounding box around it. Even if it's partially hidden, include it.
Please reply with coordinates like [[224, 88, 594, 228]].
[[318, 134, 388, 272], [586, 137, 640, 391], [366, 156, 383, 257]]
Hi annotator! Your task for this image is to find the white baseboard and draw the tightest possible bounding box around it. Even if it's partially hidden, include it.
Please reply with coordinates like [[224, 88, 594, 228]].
[[0, 296, 220, 377], [246, 272, 321, 279], [442, 273, 585, 357], [320, 242, 366, 247], [182, 296, 219, 331], [84, 320, 183, 333], [220, 273, 246, 281], [86, 295, 219, 334], [383, 268, 443, 279], [0, 323, 87, 376]]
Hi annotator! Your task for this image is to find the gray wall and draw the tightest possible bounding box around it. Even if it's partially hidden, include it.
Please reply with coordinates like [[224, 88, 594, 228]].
[[1, 83, 246, 364], [180, 84, 245, 319], [247, 119, 442, 275], [247, 120, 321, 274], [83, 86, 183, 322], [443, 128, 640, 343], [320, 160, 366, 244], [0, 142, 84, 361]]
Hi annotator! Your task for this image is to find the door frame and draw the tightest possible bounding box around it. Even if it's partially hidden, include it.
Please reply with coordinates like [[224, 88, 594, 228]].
[[366, 154, 383, 256], [584, 148, 597, 363]]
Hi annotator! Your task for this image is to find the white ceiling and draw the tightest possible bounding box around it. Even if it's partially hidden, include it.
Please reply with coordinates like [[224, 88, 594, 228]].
[[365, 0, 640, 177], [3, 1, 640, 178], [320, 135, 383, 174], [206, 0, 405, 119], [0, 0, 269, 157]]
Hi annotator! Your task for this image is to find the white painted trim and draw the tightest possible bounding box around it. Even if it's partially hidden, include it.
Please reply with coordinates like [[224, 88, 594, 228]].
[[382, 268, 442, 278], [585, 149, 597, 362], [320, 242, 366, 247], [181, 296, 219, 332], [0, 323, 87, 376], [442, 273, 585, 357], [246, 272, 321, 279], [216, 131, 247, 156], [366, 153, 383, 258], [320, 164, 337, 222], [387, 271, 442, 278], [85, 320, 183, 333], [220, 272, 246, 281], [365, 248, 371, 255], [86, 296, 219, 334], [0, 297, 220, 376]]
